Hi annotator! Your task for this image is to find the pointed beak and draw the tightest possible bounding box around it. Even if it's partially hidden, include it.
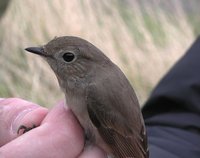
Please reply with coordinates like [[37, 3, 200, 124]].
[[25, 47, 47, 57]]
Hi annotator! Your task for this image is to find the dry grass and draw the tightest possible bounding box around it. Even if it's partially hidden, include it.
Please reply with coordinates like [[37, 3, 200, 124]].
[[0, 0, 198, 107]]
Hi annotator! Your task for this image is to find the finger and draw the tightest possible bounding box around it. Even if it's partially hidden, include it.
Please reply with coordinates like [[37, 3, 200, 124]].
[[0, 101, 84, 158], [78, 145, 106, 158], [0, 98, 48, 146], [0, 98, 5, 101], [41, 101, 85, 157]]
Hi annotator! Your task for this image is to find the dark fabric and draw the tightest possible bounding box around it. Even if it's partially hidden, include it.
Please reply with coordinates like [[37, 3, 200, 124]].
[[142, 37, 200, 158]]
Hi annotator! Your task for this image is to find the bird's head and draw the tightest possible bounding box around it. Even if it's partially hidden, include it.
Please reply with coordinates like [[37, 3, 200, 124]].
[[25, 36, 110, 89]]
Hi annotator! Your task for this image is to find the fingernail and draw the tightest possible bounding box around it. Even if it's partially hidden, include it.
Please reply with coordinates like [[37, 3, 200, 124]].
[[11, 107, 39, 133]]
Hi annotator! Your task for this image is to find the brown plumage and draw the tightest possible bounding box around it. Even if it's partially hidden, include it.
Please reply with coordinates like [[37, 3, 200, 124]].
[[25, 36, 149, 158]]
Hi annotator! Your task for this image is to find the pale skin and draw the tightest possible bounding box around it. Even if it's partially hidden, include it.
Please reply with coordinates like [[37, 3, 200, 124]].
[[0, 98, 105, 158]]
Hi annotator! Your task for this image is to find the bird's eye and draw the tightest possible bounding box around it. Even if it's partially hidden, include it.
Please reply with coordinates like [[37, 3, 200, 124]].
[[62, 52, 75, 62]]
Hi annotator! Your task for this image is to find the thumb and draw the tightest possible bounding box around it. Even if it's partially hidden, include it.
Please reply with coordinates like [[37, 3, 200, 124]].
[[41, 101, 85, 157]]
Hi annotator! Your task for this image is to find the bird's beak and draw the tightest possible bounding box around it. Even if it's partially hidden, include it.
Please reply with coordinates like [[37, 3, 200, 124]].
[[25, 47, 47, 57]]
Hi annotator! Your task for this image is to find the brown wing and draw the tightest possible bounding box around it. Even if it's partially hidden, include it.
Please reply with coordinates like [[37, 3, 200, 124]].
[[86, 84, 148, 158]]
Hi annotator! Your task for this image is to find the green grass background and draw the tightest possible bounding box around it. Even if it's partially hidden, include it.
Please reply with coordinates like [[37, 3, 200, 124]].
[[0, 0, 199, 107]]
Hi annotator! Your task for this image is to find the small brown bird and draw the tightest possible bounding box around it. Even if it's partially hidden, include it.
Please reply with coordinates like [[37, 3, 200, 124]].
[[25, 36, 148, 158]]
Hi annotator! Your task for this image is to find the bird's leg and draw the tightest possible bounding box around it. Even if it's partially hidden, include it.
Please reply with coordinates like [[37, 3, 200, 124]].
[[84, 130, 93, 146], [17, 124, 37, 134]]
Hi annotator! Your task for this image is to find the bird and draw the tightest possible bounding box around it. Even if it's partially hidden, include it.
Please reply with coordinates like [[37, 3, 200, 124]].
[[25, 36, 148, 158]]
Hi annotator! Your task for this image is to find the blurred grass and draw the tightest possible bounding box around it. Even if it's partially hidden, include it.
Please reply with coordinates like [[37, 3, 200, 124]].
[[0, 0, 199, 107], [116, 1, 146, 49], [0, 0, 10, 18]]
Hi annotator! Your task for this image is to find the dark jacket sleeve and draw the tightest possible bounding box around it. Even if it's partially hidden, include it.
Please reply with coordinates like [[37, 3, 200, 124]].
[[142, 37, 200, 158]]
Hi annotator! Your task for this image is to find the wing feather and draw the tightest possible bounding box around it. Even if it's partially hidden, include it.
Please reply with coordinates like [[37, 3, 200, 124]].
[[86, 84, 148, 158]]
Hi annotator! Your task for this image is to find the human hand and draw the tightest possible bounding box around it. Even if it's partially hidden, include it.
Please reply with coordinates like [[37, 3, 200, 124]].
[[0, 98, 105, 158]]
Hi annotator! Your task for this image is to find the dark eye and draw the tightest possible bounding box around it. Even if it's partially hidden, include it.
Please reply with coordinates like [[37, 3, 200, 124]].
[[62, 52, 75, 62]]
